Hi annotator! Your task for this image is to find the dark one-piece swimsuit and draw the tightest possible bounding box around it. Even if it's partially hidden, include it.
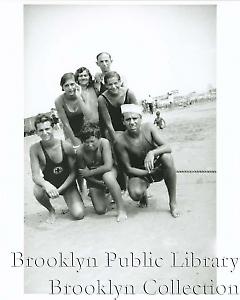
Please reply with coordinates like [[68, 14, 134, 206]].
[[40, 140, 70, 189]]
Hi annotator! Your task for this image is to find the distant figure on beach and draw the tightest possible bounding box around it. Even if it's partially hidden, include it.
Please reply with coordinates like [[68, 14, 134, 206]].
[[55, 72, 98, 150], [115, 104, 180, 218], [94, 52, 126, 94], [154, 110, 166, 130], [76, 122, 127, 222], [29, 114, 84, 224], [146, 94, 154, 114]]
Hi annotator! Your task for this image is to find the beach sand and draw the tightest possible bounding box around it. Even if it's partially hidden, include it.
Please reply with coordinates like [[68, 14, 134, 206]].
[[24, 101, 216, 295]]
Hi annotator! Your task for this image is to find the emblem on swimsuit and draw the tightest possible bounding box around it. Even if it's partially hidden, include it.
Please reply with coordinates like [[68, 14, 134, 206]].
[[53, 166, 63, 174]]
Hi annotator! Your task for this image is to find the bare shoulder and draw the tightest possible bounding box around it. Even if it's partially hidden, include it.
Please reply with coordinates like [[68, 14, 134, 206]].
[[142, 122, 155, 132], [115, 132, 127, 147], [100, 137, 110, 146], [62, 139, 74, 155], [29, 142, 41, 159], [55, 94, 63, 106]]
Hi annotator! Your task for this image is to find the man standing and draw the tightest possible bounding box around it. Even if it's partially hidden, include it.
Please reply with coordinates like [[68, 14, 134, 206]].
[[115, 104, 179, 217], [95, 52, 126, 94], [29, 114, 84, 223]]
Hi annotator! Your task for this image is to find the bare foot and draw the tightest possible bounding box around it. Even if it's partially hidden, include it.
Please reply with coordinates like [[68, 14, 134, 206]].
[[46, 211, 56, 224], [138, 193, 148, 208], [170, 204, 180, 218], [117, 211, 127, 222]]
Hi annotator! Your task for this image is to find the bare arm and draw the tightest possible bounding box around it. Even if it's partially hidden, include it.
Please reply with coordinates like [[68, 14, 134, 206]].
[[98, 96, 116, 142], [127, 89, 138, 104], [87, 139, 113, 177], [144, 124, 172, 171], [57, 141, 77, 195], [30, 145, 59, 198], [55, 97, 80, 146]]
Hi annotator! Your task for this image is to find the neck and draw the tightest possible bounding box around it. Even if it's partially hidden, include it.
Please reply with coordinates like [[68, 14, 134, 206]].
[[81, 84, 88, 90], [127, 128, 140, 138], [41, 137, 56, 148], [64, 93, 77, 101]]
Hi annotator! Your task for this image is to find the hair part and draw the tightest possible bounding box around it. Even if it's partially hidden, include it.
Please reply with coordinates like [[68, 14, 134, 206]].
[[77, 122, 101, 141], [34, 114, 53, 129], [104, 71, 121, 85]]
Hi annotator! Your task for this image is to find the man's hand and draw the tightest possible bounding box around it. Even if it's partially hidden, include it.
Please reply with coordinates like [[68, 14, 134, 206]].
[[43, 181, 59, 199], [144, 151, 155, 172], [94, 72, 103, 83], [78, 167, 92, 178]]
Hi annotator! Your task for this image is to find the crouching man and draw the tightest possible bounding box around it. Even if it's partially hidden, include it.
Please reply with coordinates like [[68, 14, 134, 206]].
[[76, 122, 127, 222], [29, 114, 84, 223], [114, 104, 180, 218]]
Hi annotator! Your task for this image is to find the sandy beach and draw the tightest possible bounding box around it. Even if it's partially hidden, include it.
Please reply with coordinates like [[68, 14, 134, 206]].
[[24, 101, 216, 295]]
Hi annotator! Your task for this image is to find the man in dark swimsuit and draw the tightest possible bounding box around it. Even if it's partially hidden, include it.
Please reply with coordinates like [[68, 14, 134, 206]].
[[115, 104, 180, 218], [29, 114, 84, 223]]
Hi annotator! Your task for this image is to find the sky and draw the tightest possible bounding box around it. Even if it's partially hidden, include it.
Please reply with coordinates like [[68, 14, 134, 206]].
[[24, 4, 216, 117]]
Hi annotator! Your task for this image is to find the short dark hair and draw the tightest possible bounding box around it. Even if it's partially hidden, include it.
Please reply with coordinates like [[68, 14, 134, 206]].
[[74, 67, 94, 87], [96, 52, 112, 61], [60, 73, 75, 91], [77, 122, 101, 141], [104, 71, 121, 85], [34, 114, 53, 129]]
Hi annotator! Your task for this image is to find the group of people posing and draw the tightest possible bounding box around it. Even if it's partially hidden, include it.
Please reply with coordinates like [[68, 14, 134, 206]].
[[29, 52, 180, 224]]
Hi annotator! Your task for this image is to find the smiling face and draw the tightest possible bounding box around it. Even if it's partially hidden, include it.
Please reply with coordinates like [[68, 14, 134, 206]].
[[96, 53, 112, 73], [77, 70, 90, 87], [105, 75, 121, 95], [36, 121, 54, 141], [83, 136, 100, 152], [62, 78, 77, 97], [123, 112, 142, 133]]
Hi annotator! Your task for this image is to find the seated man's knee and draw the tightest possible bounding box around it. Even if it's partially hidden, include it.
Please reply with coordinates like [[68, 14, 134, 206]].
[[103, 171, 116, 186], [128, 186, 145, 201], [33, 184, 45, 200], [95, 207, 106, 215], [71, 207, 84, 220], [161, 153, 174, 168]]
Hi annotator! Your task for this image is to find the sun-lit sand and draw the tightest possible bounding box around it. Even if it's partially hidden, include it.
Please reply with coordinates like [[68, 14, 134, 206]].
[[24, 101, 216, 295]]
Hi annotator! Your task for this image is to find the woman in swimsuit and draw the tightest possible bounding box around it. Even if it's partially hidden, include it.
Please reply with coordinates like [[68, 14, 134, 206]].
[[55, 73, 86, 148], [74, 67, 99, 124]]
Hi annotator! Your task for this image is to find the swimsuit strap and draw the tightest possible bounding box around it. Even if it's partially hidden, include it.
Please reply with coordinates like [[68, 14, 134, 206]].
[[40, 140, 63, 164]]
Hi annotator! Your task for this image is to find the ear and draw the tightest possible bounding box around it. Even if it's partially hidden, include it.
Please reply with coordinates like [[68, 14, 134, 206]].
[[96, 61, 100, 67]]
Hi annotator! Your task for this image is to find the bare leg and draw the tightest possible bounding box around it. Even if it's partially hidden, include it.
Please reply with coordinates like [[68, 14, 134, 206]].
[[89, 187, 108, 215], [128, 177, 149, 208], [33, 184, 56, 224], [160, 153, 180, 218], [103, 169, 127, 222], [63, 184, 85, 220]]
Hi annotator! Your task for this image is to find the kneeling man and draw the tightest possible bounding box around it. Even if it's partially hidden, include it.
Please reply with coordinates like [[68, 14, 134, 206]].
[[115, 104, 180, 217], [76, 122, 127, 222], [29, 114, 84, 223]]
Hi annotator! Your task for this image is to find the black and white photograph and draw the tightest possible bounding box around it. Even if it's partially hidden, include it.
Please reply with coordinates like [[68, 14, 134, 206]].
[[2, 1, 240, 299]]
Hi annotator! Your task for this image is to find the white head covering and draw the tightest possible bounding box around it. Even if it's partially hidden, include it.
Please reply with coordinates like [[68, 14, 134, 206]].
[[121, 104, 142, 115]]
